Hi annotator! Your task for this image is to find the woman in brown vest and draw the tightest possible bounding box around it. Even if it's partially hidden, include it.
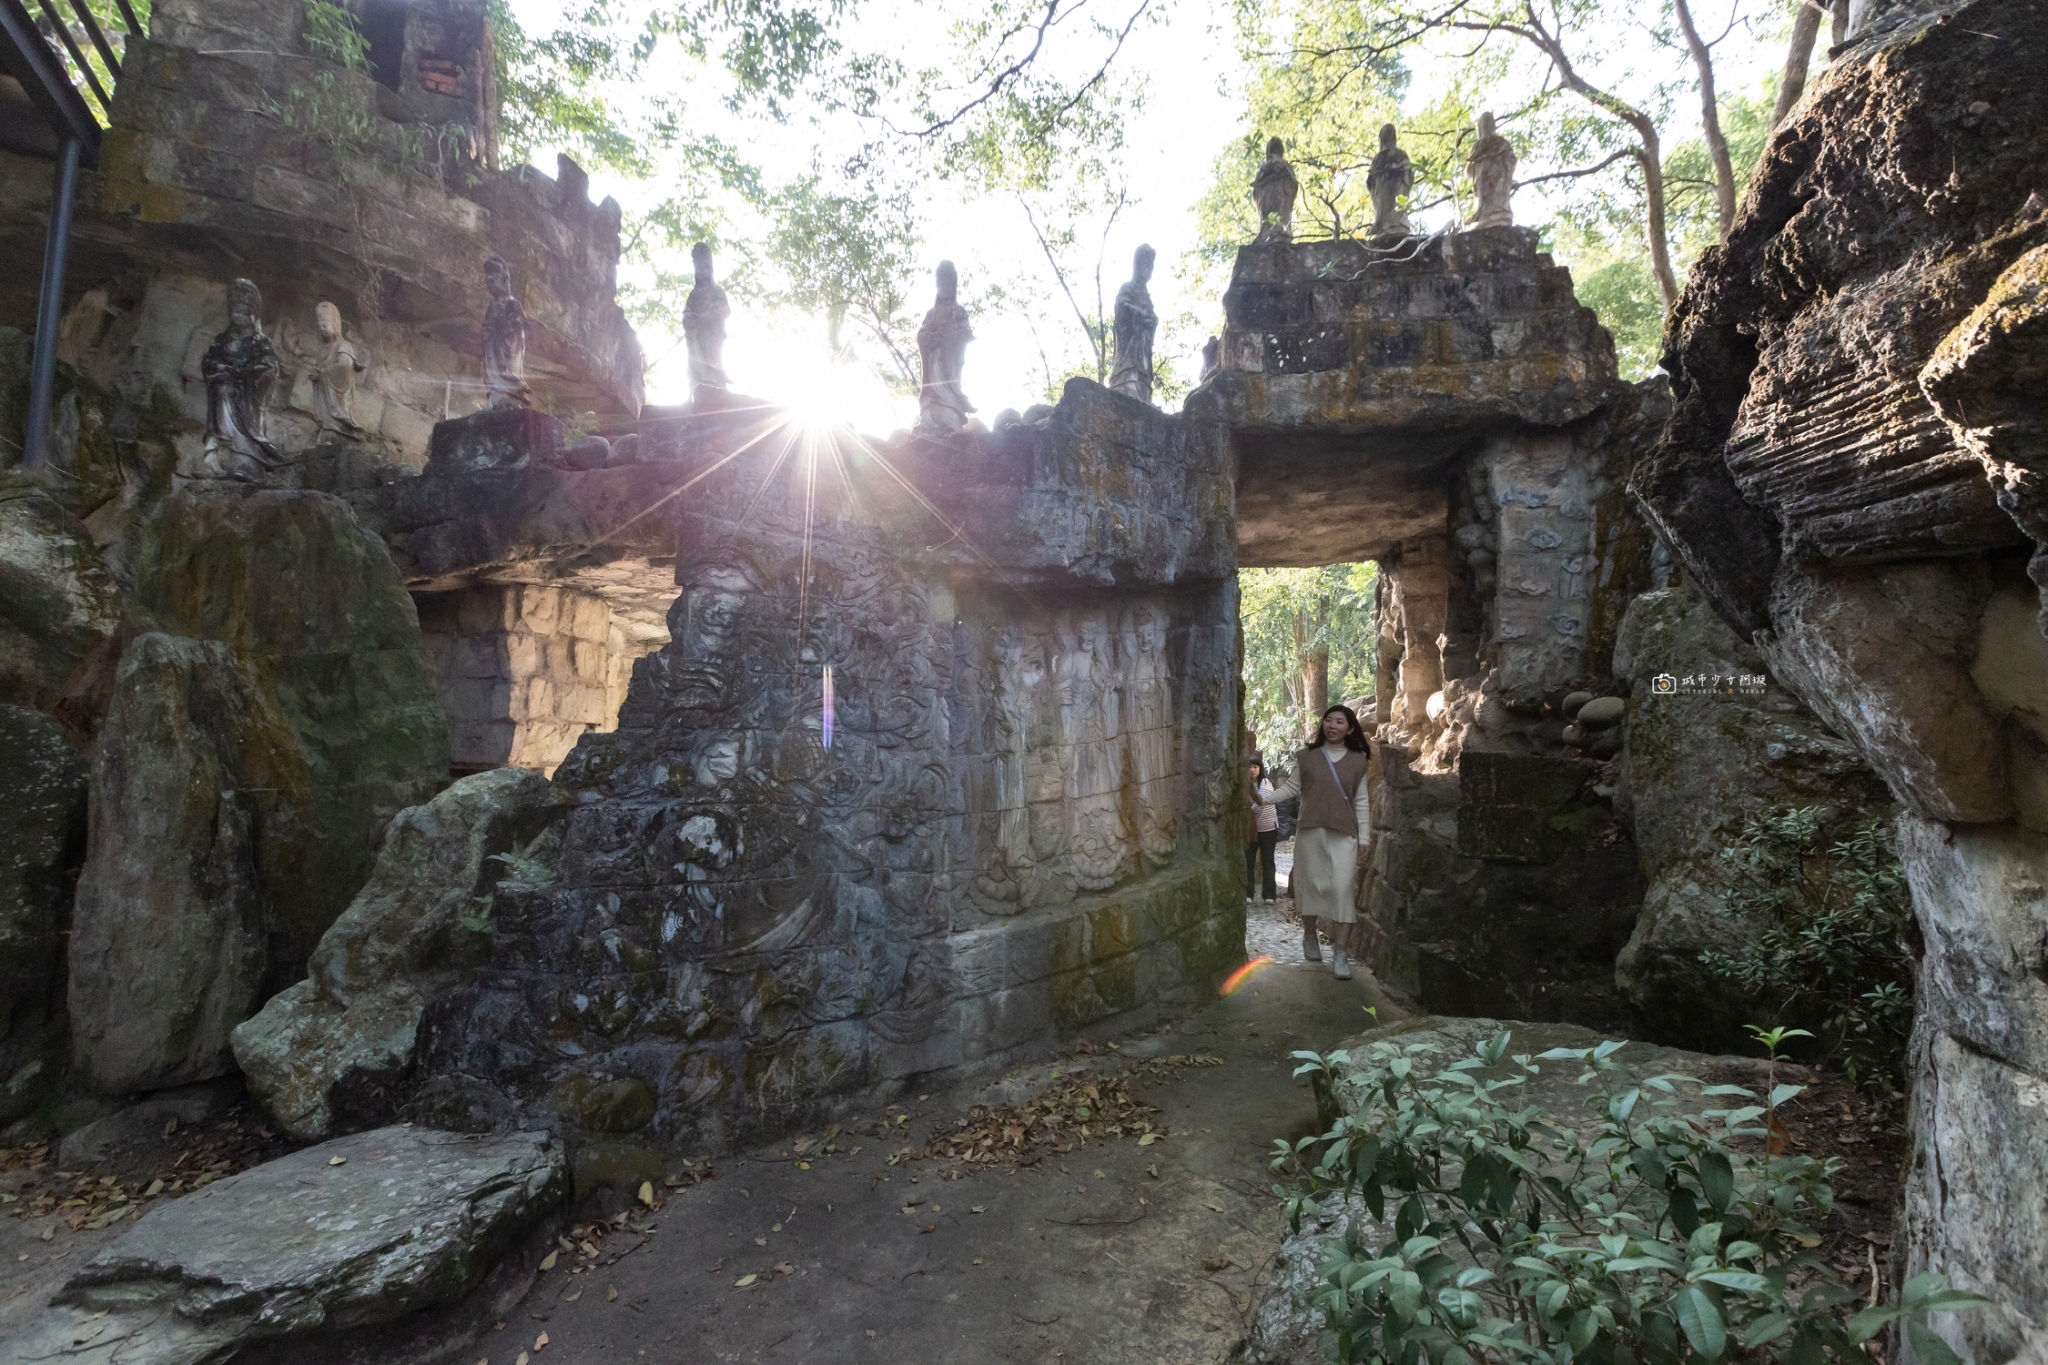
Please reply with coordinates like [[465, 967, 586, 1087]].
[[1256, 704, 1371, 979]]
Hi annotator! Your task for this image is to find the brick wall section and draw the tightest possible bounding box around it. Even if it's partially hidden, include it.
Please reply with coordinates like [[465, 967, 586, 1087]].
[[417, 584, 656, 775]]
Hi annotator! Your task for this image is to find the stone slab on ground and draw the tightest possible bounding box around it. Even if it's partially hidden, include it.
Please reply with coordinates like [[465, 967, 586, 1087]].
[[8, 1126, 565, 1365]]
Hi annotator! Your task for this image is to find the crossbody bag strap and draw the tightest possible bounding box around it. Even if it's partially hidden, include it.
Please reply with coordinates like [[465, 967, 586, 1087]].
[[1320, 749, 1360, 836]]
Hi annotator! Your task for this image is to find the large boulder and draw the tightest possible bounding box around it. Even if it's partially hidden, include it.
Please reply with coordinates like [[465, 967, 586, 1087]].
[[0, 481, 122, 730], [0, 703, 88, 1122], [15, 1124, 564, 1365], [234, 767, 557, 1140], [68, 634, 306, 1094], [1611, 587, 1892, 1051], [136, 486, 449, 968]]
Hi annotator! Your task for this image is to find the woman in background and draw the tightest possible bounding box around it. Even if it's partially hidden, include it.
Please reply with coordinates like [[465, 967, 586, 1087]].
[[1257, 705, 1371, 979], [1246, 757, 1279, 904]]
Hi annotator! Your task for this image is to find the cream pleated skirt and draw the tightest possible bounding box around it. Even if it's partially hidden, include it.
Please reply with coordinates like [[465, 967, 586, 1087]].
[[1291, 826, 1359, 924]]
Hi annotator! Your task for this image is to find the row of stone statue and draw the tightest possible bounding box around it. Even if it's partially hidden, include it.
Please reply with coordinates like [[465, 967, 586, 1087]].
[[669, 242, 1162, 431], [1251, 112, 1518, 243], [199, 279, 371, 480]]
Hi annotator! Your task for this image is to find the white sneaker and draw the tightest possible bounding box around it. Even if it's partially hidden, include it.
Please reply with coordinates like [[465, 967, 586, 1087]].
[[1301, 927, 1321, 963], [1332, 948, 1353, 980]]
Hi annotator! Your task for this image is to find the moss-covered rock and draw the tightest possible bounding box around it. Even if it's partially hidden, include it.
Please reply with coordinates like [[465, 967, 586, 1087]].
[[136, 485, 449, 969], [1613, 586, 1892, 1052]]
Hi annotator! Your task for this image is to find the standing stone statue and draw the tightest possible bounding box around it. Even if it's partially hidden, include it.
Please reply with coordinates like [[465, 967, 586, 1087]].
[[682, 242, 731, 392], [1251, 137, 1299, 243], [1366, 123, 1416, 236], [1199, 335, 1221, 382], [201, 278, 282, 480], [916, 260, 974, 432], [309, 300, 367, 438], [1109, 243, 1158, 404], [481, 255, 530, 409], [1466, 112, 1518, 229]]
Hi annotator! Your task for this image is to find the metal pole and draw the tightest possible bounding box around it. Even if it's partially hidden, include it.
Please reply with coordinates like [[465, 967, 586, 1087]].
[[24, 136, 80, 472]]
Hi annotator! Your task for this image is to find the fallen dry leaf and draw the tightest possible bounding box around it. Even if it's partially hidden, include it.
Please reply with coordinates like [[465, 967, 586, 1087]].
[[328, 1157, 346, 1167], [637, 1181, 656, 1208], [533, 1332, 548, 1351], [539, 1251, 558, 1272], [515, 1354, 528, 1365], [970, 1205, 985, 1214], [920, 1223, 937, 1234], [606, 1285, 619, 1302], [734, 1274, 757, 1288], [972, 1258, 984, 1265], [1203, 1256, 1231, 1272]]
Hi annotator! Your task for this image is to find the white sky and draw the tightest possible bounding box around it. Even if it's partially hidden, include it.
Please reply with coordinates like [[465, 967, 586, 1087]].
[[506, 0, 1793, 434]]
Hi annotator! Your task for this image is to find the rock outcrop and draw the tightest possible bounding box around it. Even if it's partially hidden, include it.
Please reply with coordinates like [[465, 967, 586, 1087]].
[[0, 703, 87, 1124], [1612, 587, 1892, 1051], [0, 484, 122, 733], [1640, 4, 2048, 1358], [68, 634, 301, 1094], [13, 1125, 564, 1365], [136, 487, 450, 969], [235, 767, 557, 1140]]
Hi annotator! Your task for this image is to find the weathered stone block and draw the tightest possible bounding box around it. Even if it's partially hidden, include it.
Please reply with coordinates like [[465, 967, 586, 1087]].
[[1456, 751, 1589, 863], [426, 407, 561, 475]]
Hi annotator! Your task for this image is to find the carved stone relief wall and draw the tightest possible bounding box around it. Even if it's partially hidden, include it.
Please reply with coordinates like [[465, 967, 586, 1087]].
[[399, 400, 1242, 1150]]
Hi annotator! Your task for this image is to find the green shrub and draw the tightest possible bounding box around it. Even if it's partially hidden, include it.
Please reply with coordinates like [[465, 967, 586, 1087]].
[[1276, 1026, 1981, 1365], [1699, 809, 1915, 1095]]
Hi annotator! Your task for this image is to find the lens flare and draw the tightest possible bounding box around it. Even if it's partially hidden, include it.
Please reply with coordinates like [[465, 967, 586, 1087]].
[[821, 663, 835, 750], [1219, 955, 1275, 996]]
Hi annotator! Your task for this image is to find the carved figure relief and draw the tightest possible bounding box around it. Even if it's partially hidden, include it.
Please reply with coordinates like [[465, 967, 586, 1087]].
[[481, 254, 530, 409], [682, 243, 732, 392], [1467, 112, 1518, 229], [201, 278, 283, 480], [1251, 137, 1299, 243], [917, 261, 975, 432], [1367, 124, 1415, 236], [310, 301, 367, 438], [1110, 244, 1158, 404]]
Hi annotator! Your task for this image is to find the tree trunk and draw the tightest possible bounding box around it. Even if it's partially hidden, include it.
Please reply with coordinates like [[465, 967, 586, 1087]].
[[1773, 2, 1824, 128], [1831, 0, 1848, 46], [1506, 11, 1682, 308], [1302, 648, 1329, 721], [1637, 136, 1682, 310], [1673, 0, 1738, 239]]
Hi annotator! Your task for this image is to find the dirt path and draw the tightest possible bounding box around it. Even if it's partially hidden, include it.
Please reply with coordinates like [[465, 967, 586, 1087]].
[[500, 903, 1403, 1365]]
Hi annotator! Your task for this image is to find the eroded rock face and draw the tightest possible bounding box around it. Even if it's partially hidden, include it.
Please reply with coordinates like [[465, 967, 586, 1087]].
[[0, 485, 122, 733], [1897, 818, 2048, 1365], [235, 768, 557, 1140], [69, 634, 303, 1094], [1638, 5, 2048, 1357], [1612, 587, 1892, 1051], [15, 1125, 564, 1365]]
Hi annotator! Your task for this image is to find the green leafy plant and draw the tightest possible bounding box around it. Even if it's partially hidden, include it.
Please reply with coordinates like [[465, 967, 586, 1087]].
[[1275, 1024, 1983, 1365], [460, 846, 559, 933], [1700, 808, 1916, 1095]]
